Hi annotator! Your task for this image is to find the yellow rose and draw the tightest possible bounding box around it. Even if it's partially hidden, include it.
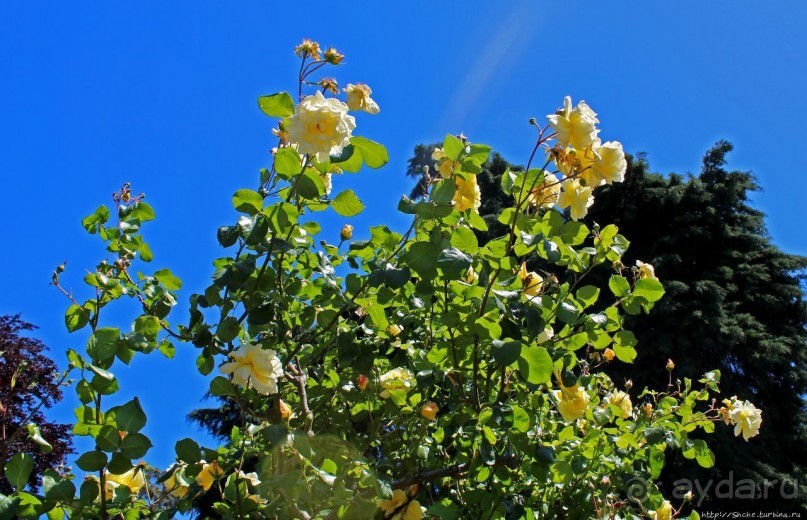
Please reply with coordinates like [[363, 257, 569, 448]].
[[642, 403, 654, 417], [536, 326, 554, 344], [344, 83, 380, 114], [164, 465, 191, 498], [386, 324, 402, 337], [636, 260, 657, 280], [197, 460, 224, 491], [547, 96, 599, 150], [431, 148, 457, 177], [590, 141, 626, 184], [377, 490, 423, 520], [648, 500, 673, 520], [463, 266, 479, 284], [220, 343, 284, 395], [519, 262, 543, 300], [379, 367, 416, 398], [399, 500, 423, 520], [557, 178, 594, 221], [526, 174, 561, 208], [605, 390, 633, 419], [340, 224, 354, 241], [279, 399, 292, 420], [420, 402, 439, 421], [553, 385, 589, 421], [453, 174, 481, 212], [603, 348, 616, 362], [286, 91, 356, 163], [106, 466, 146, 497], [377, 489, 407, 516], [729, 400, 762, 440]]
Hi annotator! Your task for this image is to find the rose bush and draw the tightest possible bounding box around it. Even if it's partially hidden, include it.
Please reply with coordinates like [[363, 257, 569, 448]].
[[0, 40, 762, 519]]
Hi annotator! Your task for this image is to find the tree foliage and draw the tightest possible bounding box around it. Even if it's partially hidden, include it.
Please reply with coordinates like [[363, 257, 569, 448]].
[[0, 315, 73, 494]]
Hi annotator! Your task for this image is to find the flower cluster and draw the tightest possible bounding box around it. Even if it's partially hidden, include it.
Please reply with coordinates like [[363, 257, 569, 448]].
[[547, 96, 627, 220]]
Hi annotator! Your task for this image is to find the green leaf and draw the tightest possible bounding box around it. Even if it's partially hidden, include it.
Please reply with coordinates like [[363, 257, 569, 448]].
[[217, 317, 240, 343], [437, 247, 473, 279], [130, 201, 155, 221], [26, 424, 52, 454], [175, 438, 202, 464], [296, 169, 325, 199], [258, 92, 295, 117], [274, 147, 302, 176], [331, 190, 364, 217], [232, 189, 264, 215], [154, 268, 182, 290], [608, 275, 630, 298], [120, 432, 152, 459], [501, 168, 517, 196], [210, 376, 237, 397], [518, 346, 553, 384], [42, 471, 76, 502], [96, 425, 121, 452], [331, 144, 362, 172], [65, 304, 89, 333], [613, 331, 638, 363], [350, 136, 388, 169], [576, 286, 600, 308], [431, 179, 456, 205], [492, 340, 521, 366], [113, 398, 147, 433], [87, 328, 119, 363], [450, 226, 479, 255], [634, 278, 665, 303], [158, 340, 175, 359], [512, 405, 531, 432], [406, 242, 441, 277], [4, 453, 33, 490], [442, 134, 464, 160], [81, 205, 110, 234], [366, 303, 389, 330], [75, 450, 107, 472]]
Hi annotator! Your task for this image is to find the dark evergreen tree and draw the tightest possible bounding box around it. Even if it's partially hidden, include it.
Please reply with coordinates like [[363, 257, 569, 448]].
[[0, 315, 73, 493]]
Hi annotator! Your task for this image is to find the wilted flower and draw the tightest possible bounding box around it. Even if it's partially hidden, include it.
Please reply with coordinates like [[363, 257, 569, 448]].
[[379, 367, 416, 398], [547, 96, 599, 150], [637, 260, 657, 280], [340, 224, 354, 241], [219, 343, 284, 395], [286, 91, 356, 163], [420, 402, 439, 421], [526, 174, 561, 208], [323, 47, 344, 65], [357, 374, 369, 391], [557, 178, 594, 221], [605, 390, 633, 419], [519, 262, 544, 300], [319, 77, 340, 95], [452, 174, 481, 212], [344, 83, 380, 114], [729, 400, 762, 440], [294, 39, 322, 60]]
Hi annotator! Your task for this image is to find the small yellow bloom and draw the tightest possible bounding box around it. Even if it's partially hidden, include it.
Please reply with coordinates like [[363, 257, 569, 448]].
[[519, 262, 543, 300], [431, 148, 457, 177], [164, 465, 191, 498], [386, 324, 402, 337], [605, 390, 633, 419], [547, 96, 600, 150], [344, 83, 380, 114], [420, 402, 439, 421], [536, 326, 554, 343], [553, 385, 589, 421], [452, 174, 481, 212], [106, 466, 146, 497], [590, 141, 627, 184], [526, 174, 561, 208], [294, 39, 322, 61], [648, 500, 673, 520], [197, 461, 224, 492], [340, 224, 354, 241], [642, 403, 654, 417], [220, 343, 284, 395], [279, 400, 292, 420], [603, 348, 616, 362], [377, 489, 407, 516], [463, 266, 479, 284], [637, 260, 657, 281], [729, 400, 762, 441], [379, 367, 416, 398], [557, 179, 594, 221], [665, 358, 675, 371], [286, 91, 356, 163]]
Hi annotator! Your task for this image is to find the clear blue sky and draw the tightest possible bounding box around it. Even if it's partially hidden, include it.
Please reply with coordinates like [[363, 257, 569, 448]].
[[1, 1, 805, 471]]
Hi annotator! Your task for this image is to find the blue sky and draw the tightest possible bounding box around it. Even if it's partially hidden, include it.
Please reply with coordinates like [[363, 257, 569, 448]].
[[1, 1, 805, 472]]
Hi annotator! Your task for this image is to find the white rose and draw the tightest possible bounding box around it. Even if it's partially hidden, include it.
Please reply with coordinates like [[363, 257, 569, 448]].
[[287, 91, 356, 163]]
